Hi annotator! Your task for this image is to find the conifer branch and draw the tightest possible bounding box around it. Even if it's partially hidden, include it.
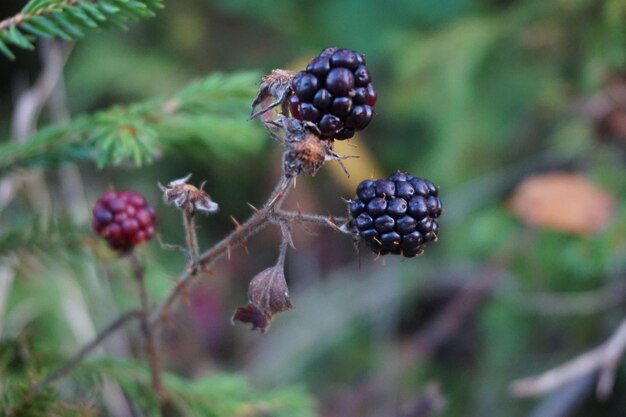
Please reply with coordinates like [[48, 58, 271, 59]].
[[0, 71, 263, 173], [5, 309, 142, 417], [0, 0, 164, 60]]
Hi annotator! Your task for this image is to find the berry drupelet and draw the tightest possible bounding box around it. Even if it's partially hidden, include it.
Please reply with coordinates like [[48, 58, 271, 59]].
[[92, 189, 157, 253], [290, 47, 377, 140], [349, 172, 442, 257]]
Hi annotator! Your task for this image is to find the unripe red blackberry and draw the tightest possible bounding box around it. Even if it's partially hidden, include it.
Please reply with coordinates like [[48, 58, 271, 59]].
[[290, 47, 377, 140], [349, 172, 442, 257], [92, 189, 156, 253]]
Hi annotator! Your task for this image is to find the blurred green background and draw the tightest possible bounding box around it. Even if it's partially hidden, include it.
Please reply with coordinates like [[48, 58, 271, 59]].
[[2, 0, 626, 416]]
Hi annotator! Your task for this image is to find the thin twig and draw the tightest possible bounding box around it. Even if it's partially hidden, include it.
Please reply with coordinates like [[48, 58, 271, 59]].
[[325, 268, 501, 417], [510, 317, 626, 399], [504, 279, 626, 317], [524, 373, 597, 417], [5, 310, 141, 417], [271, 209, 347, 230], [277, 224, 290, 266], [182, 210, 199, 270], [12, 40, 73, 143], [150, 175, 293, 327], [130, 252, 166, 414]]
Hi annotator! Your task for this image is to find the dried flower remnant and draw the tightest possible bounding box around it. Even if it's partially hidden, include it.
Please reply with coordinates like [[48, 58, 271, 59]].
[[270, 116, 355, 178], [250, 69, 294, 121], [158, 174, 218, 216], [232, 265, 292, 333]]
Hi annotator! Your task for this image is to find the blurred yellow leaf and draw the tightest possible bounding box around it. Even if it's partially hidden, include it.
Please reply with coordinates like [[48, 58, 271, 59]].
[[327, 137, 384, 194], [508, 172, 617, 236]]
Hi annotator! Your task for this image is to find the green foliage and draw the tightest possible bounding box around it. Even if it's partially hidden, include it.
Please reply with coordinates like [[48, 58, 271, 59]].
[[0, 338, 95, 417], [4, 0, 626, 416], [77, 357, 316, 417], [0, 0, 163, 60], [0, 71, 265, 173]]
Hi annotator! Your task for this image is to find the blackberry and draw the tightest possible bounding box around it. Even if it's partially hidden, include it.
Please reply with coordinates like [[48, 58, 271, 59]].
[[92, 189, 157, 253], [290, 47, 377, 140], [349, 172, 442, 257]]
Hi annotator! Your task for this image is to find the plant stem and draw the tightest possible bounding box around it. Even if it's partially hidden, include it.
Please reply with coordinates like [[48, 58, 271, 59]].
[[149, 175, 293, 326], [271, 209, 347, 229], [182, 210, 199, 271], [276, 226, 290, 267], [130, 252, 167, 415], [6, 174, 352, 413]]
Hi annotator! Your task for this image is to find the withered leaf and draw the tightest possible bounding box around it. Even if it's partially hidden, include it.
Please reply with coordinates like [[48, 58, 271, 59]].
[[232, 304, 269, 333], [508, 172, 617, 236], [232, 265, 292, 332]]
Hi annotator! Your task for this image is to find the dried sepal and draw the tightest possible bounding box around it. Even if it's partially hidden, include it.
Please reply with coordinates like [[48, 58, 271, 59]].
[[158, 174, 218, 216], [270, 116, 356, 178], [231, 304, 269, 332], [283, 131, 330, 177], [250, 69, 294, 121], [232, 264, 292, 333]]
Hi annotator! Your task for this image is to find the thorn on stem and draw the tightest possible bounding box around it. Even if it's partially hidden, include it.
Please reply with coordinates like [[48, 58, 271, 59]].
[[239, 239, 249, 254], [247, 202, 259, 212], [230, 216, 242, 228]]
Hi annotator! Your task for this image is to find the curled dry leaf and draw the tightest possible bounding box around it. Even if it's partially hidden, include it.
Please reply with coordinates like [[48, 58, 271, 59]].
[[232, 265, 292, 333], [508, 172, 617, 236]]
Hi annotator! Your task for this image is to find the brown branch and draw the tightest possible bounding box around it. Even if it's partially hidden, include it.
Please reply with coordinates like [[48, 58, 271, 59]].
[[149, 175, 294, 327], [5, 309, 141, 417], [130, 253, 167, 415], [271, 209, 348, 231], [325, 268, 501, 417], [401, 268, 500, 363], [182, 210, 199, 271], [510, 316, 626, 400]]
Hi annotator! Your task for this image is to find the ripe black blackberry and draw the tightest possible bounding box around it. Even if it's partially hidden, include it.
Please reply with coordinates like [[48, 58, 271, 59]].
[[92, 189, 157, 253], [290, 47, 377, 140], [349, 172, 442, 257]]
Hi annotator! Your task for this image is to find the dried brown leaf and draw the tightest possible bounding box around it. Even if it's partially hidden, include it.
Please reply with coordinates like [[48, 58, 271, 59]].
[[508, 172, 617, 236], [232, 265, 292, 332]]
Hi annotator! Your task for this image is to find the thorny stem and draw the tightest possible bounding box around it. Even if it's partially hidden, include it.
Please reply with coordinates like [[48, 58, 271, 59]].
[[130, 252, 167, 415], [149, 175, 294, 327], [272, 209, 348, 230], [5, 310, 142, 417], [8, 174, 351, 413]]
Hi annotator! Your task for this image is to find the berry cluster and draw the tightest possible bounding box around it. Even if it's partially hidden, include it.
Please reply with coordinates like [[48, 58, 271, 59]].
[[92, 189, 156, 252], [290, 47, 377, 140], [349, 172, 442, 257]]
